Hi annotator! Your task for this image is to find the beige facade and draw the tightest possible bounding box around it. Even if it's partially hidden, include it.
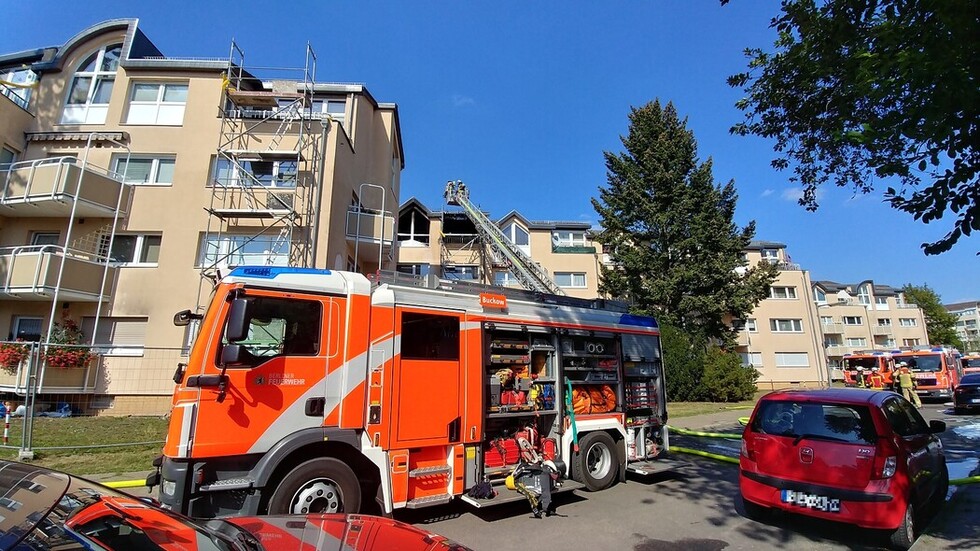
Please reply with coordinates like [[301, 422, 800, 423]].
[[946, 300, 980, 351], [396, 199, 603, 299], [0, 20, 401, 414]]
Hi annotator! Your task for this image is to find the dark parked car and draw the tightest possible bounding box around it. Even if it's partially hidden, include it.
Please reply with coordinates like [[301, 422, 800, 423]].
[[953, 372, 980, 414], [0, 460, 470, 550], [739, 388, 948, 550]]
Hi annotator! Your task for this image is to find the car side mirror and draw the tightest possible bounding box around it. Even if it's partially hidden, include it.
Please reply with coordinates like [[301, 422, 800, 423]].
[[929, 420, 946, 434]]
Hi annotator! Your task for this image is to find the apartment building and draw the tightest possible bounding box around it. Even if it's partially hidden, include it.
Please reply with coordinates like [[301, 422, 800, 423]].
[[396, 197, 602, 299], [945, 300, 980, 351], [0, 19, 402, 414]]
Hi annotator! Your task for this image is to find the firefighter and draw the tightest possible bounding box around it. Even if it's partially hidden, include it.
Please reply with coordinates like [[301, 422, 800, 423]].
[[868, 368, 884, 390], [855, 366, 867, 388], [897, 362, 922, 407]]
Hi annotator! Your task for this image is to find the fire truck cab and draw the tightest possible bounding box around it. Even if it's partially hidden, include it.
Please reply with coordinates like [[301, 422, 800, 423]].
[[962, 353, 980, 375], [842, 350, 895, 388], [152, 267, 668, 518], [892, 345, 963, 399]]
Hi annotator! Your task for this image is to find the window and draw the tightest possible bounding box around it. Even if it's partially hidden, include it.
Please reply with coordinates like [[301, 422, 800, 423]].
[[775, 352, 809, 367], [761, 248, 779, 262], [113, 156, 175, 185], [198, 233, 288, 268], [100, 234, 161, 265], [61, 43, 121, 124], [740, 352, 762, 367], [494, 271, 519, 286], [81, 317, 148, 356], [554, 272, 587, 288], [770, 319, 803, 333], [552, 230, 587, 247], [899, 318, 918, 327], [126, 82, 188, 125], [443, 265, 478, 280], [396, 264, 431, 277], [877, 318, 892, 326], [846, 337, 868, 347], [753, 402, 876, 444], [734, 319, 758, 333], [222, 296, 321, 363], [401, 312, 459, 360], [843, 316, 863, 325], [769, 286, 797, 299], [858, 284, 871, 305], [11, 317, 43, 341], [876, 296, 890, 308], [903, 338, 920, 347], [881, 398, 929, 436], [312, 98, 347, 122], [1, 146, 17, 170], [820, 316, 834, 325], [212, 157, 296, 188], [503, 222, 530, 248], [0, 67, 36, 109], [31, 232, 60, 247]]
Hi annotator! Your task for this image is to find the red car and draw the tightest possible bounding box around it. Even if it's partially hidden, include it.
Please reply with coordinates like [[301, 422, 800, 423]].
[[739, 388, 948, 550]]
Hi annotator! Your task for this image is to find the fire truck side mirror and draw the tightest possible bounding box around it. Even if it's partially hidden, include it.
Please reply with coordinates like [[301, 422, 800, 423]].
[[226, 298, 250, 342]]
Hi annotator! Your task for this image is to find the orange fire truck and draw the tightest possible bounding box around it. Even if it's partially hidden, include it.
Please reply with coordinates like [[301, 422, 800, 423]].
[[962, 353, 980, 375], [893, 345, 963, 399], [150, 266, 669, 518], [841, 350, 896, 388]]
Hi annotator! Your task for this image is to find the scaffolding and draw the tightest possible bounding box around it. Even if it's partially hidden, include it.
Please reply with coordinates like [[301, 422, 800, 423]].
[[199, 40, 322, 306]]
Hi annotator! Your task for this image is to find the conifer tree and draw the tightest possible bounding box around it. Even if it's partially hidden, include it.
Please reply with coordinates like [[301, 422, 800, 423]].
[[592, 100, 777, 344]]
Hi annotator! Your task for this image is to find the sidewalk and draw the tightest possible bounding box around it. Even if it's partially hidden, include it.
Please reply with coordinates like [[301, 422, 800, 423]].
[[675, 408, 979, 550]]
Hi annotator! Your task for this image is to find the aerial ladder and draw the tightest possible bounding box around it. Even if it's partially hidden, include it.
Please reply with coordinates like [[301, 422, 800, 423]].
[[444, 180, 565, 295]]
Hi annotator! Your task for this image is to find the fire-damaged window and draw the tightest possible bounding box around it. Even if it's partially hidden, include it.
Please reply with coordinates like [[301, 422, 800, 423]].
[[226, 296, 321, 360], [400, 312, 459, 360]]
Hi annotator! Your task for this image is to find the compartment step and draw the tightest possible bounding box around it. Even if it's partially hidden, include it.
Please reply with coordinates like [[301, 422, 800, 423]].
[[626, 457, 690, 476], [405, 494, 453, 509], [408, 465, 452, 477], [199, 477, 254, 492]]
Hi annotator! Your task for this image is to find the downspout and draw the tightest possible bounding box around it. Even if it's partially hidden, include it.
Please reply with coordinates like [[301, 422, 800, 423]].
[[311, 122, 329, 268]]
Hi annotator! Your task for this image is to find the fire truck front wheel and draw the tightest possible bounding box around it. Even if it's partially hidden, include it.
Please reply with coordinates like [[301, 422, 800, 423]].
[[572, 431, 619, 492], [267, 457, 362, 515]]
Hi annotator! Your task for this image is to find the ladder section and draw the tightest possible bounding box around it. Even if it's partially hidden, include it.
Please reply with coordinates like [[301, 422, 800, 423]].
[[444, 180, 564, 295]]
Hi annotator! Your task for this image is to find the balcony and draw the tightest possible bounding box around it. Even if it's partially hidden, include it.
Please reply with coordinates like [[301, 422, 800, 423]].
[[735, 331, 751, 346], [821, 322, 845, 334], [0, 348, 101, 394], [0, 245, 115, 301], [825, 345, 856, 357], [897, 303, 920, 309], [346, 208, 395, 264], [872, 325, 893, 336], [1, 157, 131, 218]]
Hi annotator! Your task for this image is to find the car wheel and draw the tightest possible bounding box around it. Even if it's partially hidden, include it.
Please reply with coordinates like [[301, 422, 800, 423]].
[[935, 463, 950, 511], [889, 502, 915, 550], [267, 457, 361, 514], [572, 431, 619, 491]]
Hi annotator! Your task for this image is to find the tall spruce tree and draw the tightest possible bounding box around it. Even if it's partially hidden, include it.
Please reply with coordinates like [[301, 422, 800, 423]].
[[592, 100, 777, 344]]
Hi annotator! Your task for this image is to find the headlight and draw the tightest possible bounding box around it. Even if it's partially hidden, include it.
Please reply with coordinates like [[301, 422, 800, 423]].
[[162, 480, 177, 497]]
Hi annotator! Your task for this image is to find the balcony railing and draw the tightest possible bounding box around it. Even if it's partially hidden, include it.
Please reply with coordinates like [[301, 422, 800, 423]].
[[346, 208, 395, 245], [897, 303, 920, 309], [0, 245, 115, 302], [552, 244, 596, 254], [821, 322, 845, 334], [735, 331, 751, 346], [1, 157, 131, 218], [872, 325, 893, 336]]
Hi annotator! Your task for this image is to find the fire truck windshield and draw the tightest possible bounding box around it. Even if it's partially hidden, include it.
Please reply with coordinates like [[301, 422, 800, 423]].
[[844, 357, 878, 369], [904, 355, 943, 372]]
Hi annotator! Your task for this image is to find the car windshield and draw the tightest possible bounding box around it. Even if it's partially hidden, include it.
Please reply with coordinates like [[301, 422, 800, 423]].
[[960, 373, 980, 385], [964, 359, 980, 369], [751, 399, 877, 445], [843, 357, 879, 370], [898, 354, 943, 372], [0, 462, 241, 550]]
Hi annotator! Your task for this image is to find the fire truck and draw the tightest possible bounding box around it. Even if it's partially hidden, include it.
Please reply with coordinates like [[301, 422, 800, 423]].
[[150, 266, 669, 518], [841, 350, 896, 388], [893, 345, 963, 399], [962, 353, 980, 375]]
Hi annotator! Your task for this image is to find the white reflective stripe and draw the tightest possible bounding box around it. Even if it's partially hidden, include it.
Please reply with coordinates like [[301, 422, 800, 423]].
[[461, 321, 481, 331], [360, 439, 392, 514], [175, 402, 196, 459]]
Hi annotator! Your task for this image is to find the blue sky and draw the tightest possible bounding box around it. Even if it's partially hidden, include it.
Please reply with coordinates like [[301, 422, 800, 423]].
[[5, 1, 974, 303]]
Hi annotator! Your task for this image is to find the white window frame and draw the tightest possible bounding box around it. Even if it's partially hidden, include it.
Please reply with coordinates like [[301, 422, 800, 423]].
[[903, 338, 920, 347], [81, 316, 148, 356], [746, 318, 757, 332], [12, 316, 43, 342], [877, 318, 892, 327], [858, 284, 871, 305], [31, 232, 60, 247], [494, 271, 519, 286], [761, 248, 780, 262], [814, 289, 827, 304], [101, 234, 162, 266], [1, 146, 18, 170], [770, 319, 803, 333], [0, 67, 36, 109], [875, 296, 890, 310], [126, 81, 189, 125], [899, 318, 918, 327], [61, 43, 121, 124], [112, 155, 175, 186], [846, 337, 868, 347], [443, 265, 479, 280], [843, 316, 863, 326], [198, 233, 288, 268], [775, 352, 810, 368], [396, 264, 430, 277], [211, 157, 296, 189], [551, 230, 587, 247], [769, 286, 798, 299], [820, 316, 834, 325], [554, 272, 587, 289], [740, 352, 763, 367], [502, 222, 530, 254]]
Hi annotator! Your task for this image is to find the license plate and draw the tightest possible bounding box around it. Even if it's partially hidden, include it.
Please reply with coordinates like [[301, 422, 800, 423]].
[[781, 489, 841, 512], [971, 398, 980, 404]]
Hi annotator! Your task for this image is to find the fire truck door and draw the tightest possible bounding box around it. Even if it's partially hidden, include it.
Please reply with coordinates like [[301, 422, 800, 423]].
[[391, 309, 463, 446]]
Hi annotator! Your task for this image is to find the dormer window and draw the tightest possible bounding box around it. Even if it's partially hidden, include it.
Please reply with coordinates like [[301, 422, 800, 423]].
[[61, 43, 122, 124]]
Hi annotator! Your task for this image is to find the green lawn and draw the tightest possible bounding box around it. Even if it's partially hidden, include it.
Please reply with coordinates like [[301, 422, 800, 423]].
[[0, 416, 168, 475]]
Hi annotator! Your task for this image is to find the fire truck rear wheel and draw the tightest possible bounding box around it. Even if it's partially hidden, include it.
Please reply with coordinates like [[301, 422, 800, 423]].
[[268, 458, 362, 515], [572, 431, 618, 491]]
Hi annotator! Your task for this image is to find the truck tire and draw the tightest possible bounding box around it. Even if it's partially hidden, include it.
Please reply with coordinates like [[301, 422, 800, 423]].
[[572, 431, 618, 491], [268, 457, 361, 514]]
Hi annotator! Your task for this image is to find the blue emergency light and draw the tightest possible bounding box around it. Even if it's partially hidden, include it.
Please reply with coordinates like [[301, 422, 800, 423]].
[[229, 266, 332, 279]]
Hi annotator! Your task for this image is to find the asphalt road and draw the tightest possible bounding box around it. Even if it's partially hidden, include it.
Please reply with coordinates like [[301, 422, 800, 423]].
[[393, 404, 980, 551]]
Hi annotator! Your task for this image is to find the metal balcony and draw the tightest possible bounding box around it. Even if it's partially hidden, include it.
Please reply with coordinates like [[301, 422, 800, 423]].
[[0, 245, 115, 301], [346, 208, 394, 264], [0, 157, 130, 217]]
